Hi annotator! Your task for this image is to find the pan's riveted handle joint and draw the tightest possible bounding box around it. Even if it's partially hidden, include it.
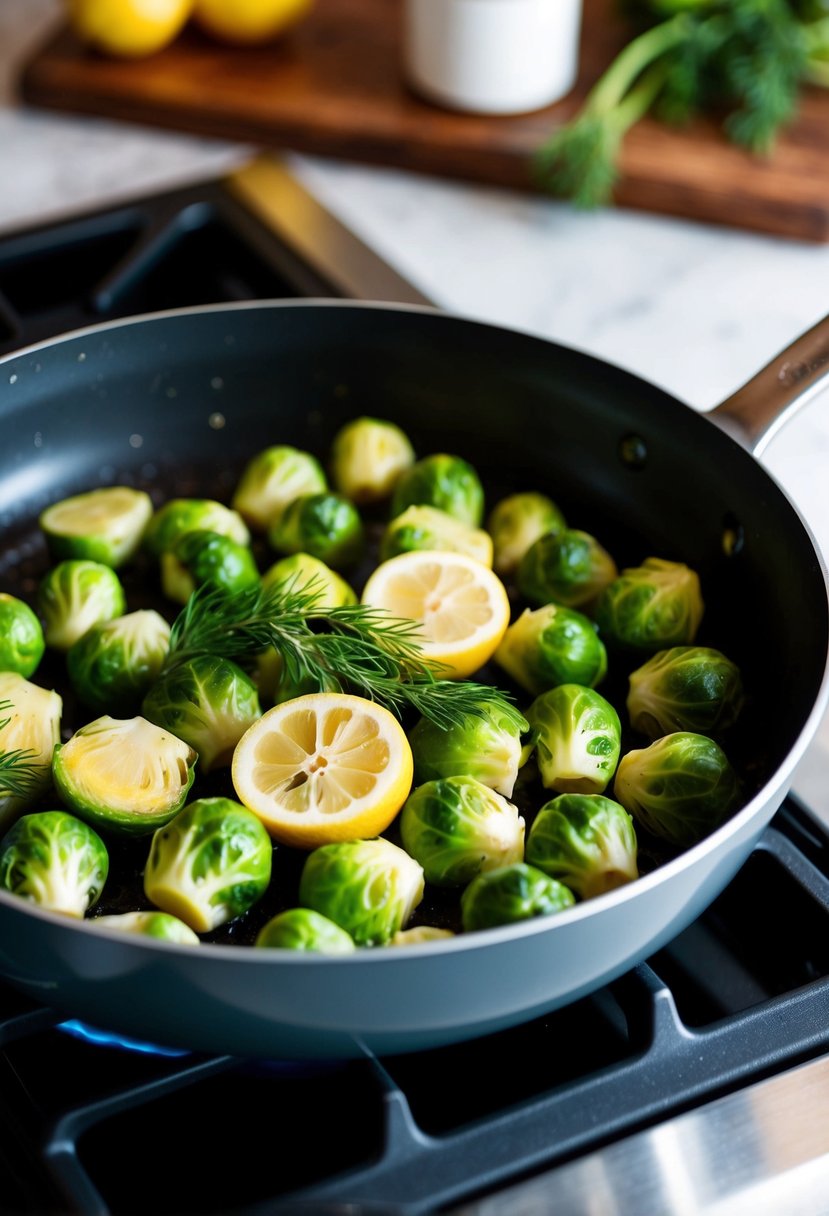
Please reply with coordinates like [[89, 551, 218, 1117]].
[[710, 312, 829, 457]]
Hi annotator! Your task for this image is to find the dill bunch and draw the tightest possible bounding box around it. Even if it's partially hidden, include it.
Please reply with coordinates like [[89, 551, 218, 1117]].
[[535, 0, 829, 209], [163, 579, 526, 734]]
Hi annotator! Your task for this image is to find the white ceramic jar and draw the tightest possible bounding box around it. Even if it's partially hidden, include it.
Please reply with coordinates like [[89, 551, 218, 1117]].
[[402, 0, 583, 116]]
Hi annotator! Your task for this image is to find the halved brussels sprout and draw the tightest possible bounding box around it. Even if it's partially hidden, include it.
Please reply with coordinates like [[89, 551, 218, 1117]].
[[142, 655, 261, 772], [487, 491, 567, 577], [460, 862, 575, 932], [614, 731, 740, 849], [66, 608, 171, 716], [267, 492, 365, 570], [493, 604, 607, 696], [93, 910, 201, 944], [380, 505, 494, 567], [160, 529, 260, 605], [298, 837, 425, 946], [144, 796, 273, 933], [389, 925, 456, 946], [330, 416, 415, 504], [39, 486, 153, 568], [0, 672, 62, 829], [260, 552, 357, 607], [231, 445, 328, 532], [254, 907, 356, 953], [408, 698, 529, 797], [525, 684, 622, 795], [390, 453, 485, 528], [627, 646, 745, 738], [37, 560, 126, 651], [143, 498, 250, 557], [0, 593, 45, 678], [52, 715, 197, 837], [595, 557, 704, 652], [0, 809, 108, 917], [525, 792, 639, 899], [517, 528, 618, 610], [400, 775, 525, 887]]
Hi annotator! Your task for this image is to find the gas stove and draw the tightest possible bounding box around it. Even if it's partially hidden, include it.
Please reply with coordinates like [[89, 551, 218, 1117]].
[[1, 154, 829, 1216]]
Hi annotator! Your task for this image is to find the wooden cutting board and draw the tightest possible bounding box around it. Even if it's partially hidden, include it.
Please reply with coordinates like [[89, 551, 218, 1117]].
[[18, 0, 829, 242]]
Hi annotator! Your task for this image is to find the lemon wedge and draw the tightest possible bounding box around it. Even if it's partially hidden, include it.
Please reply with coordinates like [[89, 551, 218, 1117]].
[[231, 692, 413, 848], [360, 550, 511, 679]]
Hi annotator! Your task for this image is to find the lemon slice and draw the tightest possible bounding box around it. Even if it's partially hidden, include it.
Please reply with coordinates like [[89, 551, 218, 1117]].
[[360, 550, 511, 679], [40, 486, 153, 568], [231, 693, 414, 848]]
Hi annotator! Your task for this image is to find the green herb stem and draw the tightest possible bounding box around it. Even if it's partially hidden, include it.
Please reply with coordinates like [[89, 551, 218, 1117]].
[[164, 581, 525, 734]]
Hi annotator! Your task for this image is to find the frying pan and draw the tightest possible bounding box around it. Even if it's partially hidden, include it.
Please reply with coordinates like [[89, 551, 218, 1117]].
[[0, 299, 826, 1062]]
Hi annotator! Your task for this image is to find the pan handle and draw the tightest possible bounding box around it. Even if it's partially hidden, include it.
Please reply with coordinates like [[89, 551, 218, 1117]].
[[710, 312, 829, 456]]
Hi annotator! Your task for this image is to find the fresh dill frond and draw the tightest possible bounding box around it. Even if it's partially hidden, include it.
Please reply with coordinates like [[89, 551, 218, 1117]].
[[164, 580, 524, 732]]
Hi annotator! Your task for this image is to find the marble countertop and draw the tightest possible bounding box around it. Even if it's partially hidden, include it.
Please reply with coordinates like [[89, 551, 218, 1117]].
[[3, 0, 829, 814]]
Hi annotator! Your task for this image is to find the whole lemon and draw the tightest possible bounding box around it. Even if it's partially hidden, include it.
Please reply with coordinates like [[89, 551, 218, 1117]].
[[67, 0, 194, 57], [192, 0, 314, 45]]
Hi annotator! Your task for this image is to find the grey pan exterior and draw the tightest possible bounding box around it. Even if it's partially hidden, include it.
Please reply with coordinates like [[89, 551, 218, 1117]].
[[0, 300, 826, 1062]]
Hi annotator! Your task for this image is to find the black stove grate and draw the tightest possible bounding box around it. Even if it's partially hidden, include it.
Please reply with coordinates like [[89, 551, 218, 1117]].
[[0, 798, 826, 1216]]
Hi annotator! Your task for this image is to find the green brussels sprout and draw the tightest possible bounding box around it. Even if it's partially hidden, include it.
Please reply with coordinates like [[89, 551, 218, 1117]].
[[298, 837, 425, 946], [380, 505, 494, 567], [330, 416, 415, 504], [143, 796, 273, 933], [525, 793, 639, 899], [399, 775, 525, 887], [525, 684, 622, 795], [142, 655, 261, 772], [627, 646, 745, 739], [39, 486, 153, 568], [594, 557, 705, 653], [93, 910, 201, 944], [66, 608, 171, 716], [52, 715, 197, 838], [0, 809, 108, 917], [487, 491, 567, 577], [493, 604, 607, 696], [36, 560, 126, 651], [254, 907, 356, 953], [408, 699, 529, 797], [255, 554, 358, 703], [268, 492, 365, 570], [0, 593, 45, 677], [143, 498, 250, 557], [613, 731, 740, 849], [0, 673, 62, 829], [389, 925, 456, 946], [260, 552, 357, 607], [517, 528, 618, 610], [231, 445, 328, 532], [160, 529, 260, 605], [460, 862, 575, 932], [390, 453, 485, 528]]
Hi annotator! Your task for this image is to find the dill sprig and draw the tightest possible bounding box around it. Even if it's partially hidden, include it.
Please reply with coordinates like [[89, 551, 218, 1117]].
[[163, 579, 526, 733], [0, 700, 45, 800]]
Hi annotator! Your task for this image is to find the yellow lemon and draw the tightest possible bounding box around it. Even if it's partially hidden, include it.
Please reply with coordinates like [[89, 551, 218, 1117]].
[[192, 0, 314, 45], [66, 0, 194, 57], [231, 693, 414, 848], [360, 550, 512, 680]]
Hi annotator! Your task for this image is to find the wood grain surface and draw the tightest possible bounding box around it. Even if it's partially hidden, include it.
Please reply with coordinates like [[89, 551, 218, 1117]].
[[17, 0, 829, 242]]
